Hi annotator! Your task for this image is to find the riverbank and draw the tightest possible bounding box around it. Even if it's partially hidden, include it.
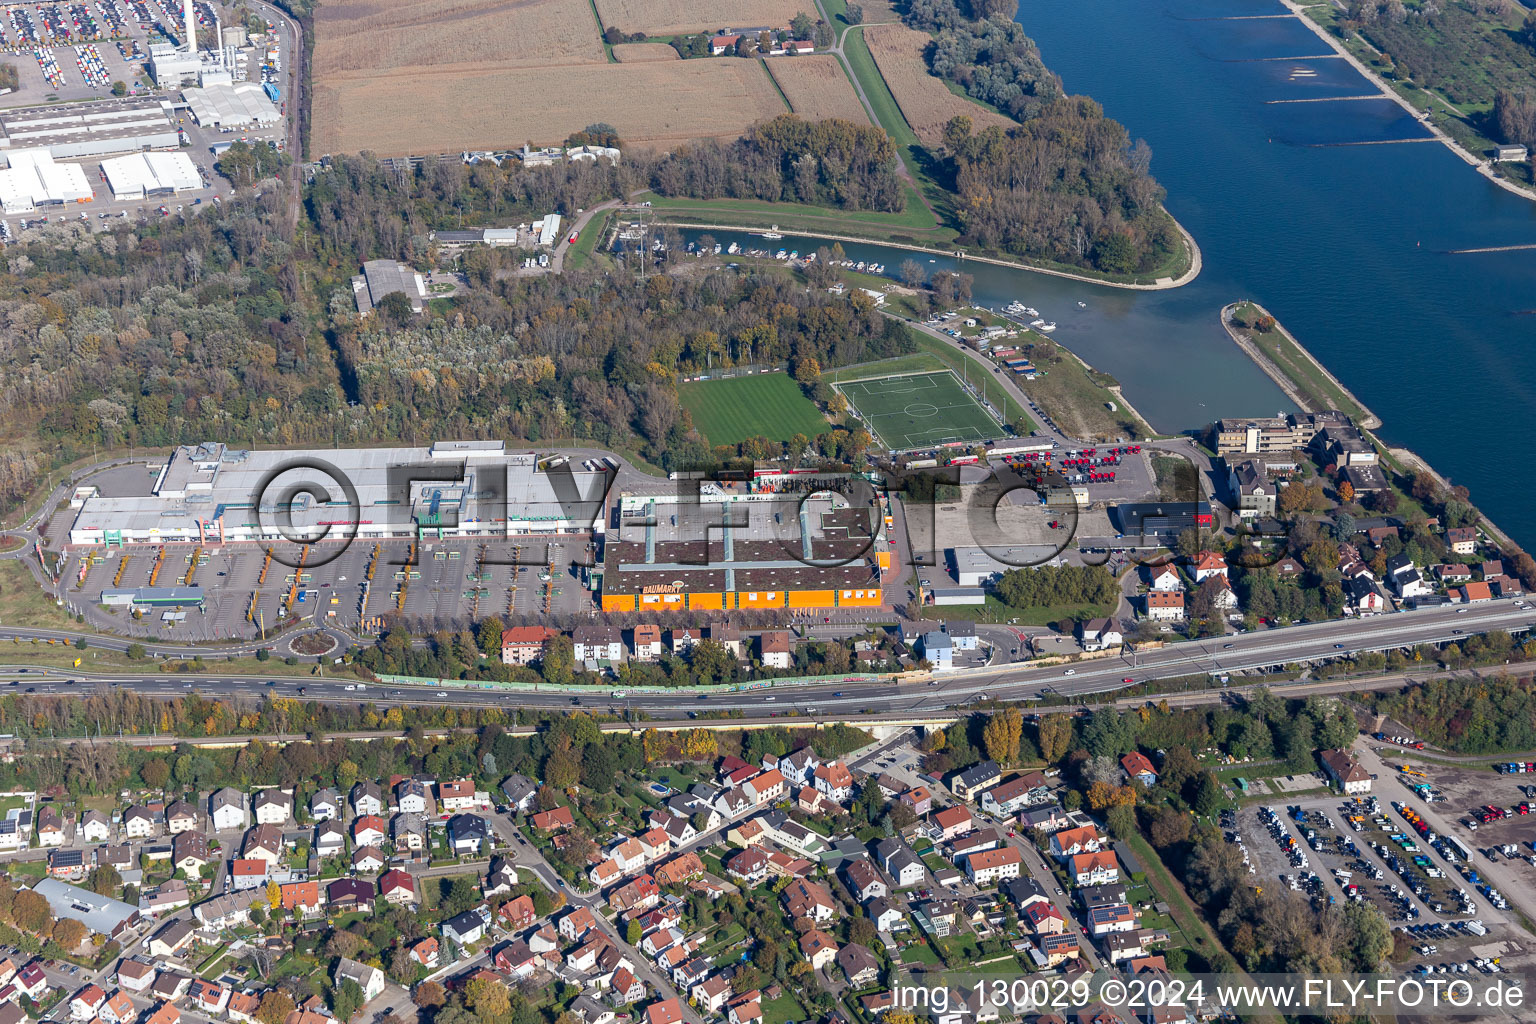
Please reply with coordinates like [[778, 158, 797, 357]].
[[653, 208, 1203, 291], [1282, 0, 1536, 205], [1219, 301, 1380, 428]]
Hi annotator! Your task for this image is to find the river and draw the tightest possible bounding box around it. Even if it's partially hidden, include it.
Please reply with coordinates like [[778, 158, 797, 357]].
[[689, 0, 1536, 545]]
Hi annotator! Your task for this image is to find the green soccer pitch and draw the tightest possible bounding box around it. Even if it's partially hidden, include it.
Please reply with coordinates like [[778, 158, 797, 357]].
[[833, 370, 1003, 452]]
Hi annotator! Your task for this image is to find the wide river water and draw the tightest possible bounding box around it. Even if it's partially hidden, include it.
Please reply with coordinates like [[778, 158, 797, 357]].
[[686, 0, 1536, 544]]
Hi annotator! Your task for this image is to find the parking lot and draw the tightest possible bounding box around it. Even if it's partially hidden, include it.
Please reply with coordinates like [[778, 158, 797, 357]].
[[1235, 787, 1535, 981], [57, 531, 604, 641]]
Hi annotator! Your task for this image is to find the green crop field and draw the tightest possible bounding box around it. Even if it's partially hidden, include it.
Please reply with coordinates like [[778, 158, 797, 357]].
[[679, 372, 829, 445], [834, 370, 1001, 451]]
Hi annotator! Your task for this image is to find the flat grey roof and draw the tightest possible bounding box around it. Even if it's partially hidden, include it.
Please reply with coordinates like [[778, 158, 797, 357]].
[[34, 878, 137, 933]]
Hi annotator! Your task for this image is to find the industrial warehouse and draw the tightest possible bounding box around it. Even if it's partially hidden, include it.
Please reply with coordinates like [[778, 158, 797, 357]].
[[66, 440, 614, 546], [101, 151, 202, 200], [0, 149, 92, 213], [0, 99, 180, 160], [596, 475, 895, 613]]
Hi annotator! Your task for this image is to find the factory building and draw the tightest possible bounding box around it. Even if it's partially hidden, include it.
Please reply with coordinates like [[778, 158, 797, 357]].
[[67, 441, 612, 546], [0, 100, 180, 160], [0, 149, 92, 213], [181, 82, 280, 126], [597, 472, 891, 613], [101, 151, 201, 200], [352, 259, 426, 314]]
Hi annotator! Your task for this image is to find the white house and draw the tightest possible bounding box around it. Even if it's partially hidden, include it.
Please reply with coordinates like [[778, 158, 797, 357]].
[[209, 789, 246, 832], [1079, 618, 1122, 652], [251, 790, 292, 826], [333, 958, 386, 1002]]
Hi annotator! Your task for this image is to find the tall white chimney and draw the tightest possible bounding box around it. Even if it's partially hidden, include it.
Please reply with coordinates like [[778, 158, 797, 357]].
[[184, 0, 197, 55]]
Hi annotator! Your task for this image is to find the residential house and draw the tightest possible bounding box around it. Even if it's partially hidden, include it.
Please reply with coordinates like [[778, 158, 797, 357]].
[[920, 631, 953, 670], [148, 919, 195, 958], [351, 781, 384, 817], [209, 788, 245, 831], [501, 625, 557, 666], [725, 848, 769, 885], [1039, 933, 1080, 966], [964, 847, 1022, 885], [172, 832, 209, 875], [692, 977, 732, 1015], [241, 823, 283, 865], [189, 980, 230, 1015], [708, 622, 743, 658], [980, 773, 1051, 816], [70, 985, 106, 1021], [843, 859, 887, 902], [608, 967, 645, 1006], [442, 909, 487, 947], [630, 625, 663, 662], [485, 857, 519, 898], [874, 839, 925, 889], [349, 814, 385, 849], [1437, 563, 1473, 584], [500, 775, 539, 813], [392, 812, 428, 852], [573, 623, 626, 665], [1050, 825, 1103, 860], [47, 848, 84, 879], [608, 875, 659, 913], [1348, 574, 1386, 613], [560, 907, 597, 942], [1145, 590, 1185, 620], [79, 810, 110, 844], [1088, 903, 1137, 937], [334, 958, 386, 1002], [439, 779, 476, 813], [1460, 580, 1494, 604], [496, 894, 536, 931], [759, 632, 792, 669], [654, 852, 705, 887], [899, 787, 933, 817], [379, 869, 418, 905], [165, 801, 198, 834], [531, 806, 574, 831], [1121, 753, 1158, 786], [1080, 618, 1123, 652], [867, 896, 904, 932], [396, 779, 429, 815], [644, 998, 683, 1024], [1023, 901, 1065, 936], [1447, 527, 1477, 556], [670, 627, 700, 656], [352, 846, 384, 874], [751, 768, 787, 804], [799, 930, 838, 970], [279, 881, 322, 917], [314, 820, 345, 857], [309, 788, 340, 822], [782, 878, 837, 923], [812, 762, 853, 803], [327, 879, 375, 913], [1192, 550, 1228, 582], [1320, 749, 1372, 795], [932, 805, 975, 840], [950, 761, 1002, 801], [726, 995, 761, 1024], [836, 944, 880, 987], [116, 960, 156, 994], [448, 814, 490, 855], [1229, 460, 1276, 519], [100, 991, 136, 1024], [230, 859, 267, 890], [410, 938, 440, 969], [1070, 851, 1120, 886], [949, 829, 1000, 861], [1146, 564, 1181, 591], [120, 806, 151, 840], [252, 789, 292, 825]]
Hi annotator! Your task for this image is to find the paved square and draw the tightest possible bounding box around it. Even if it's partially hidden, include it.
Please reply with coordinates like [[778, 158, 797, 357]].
[[833, 370, 1002, 452]]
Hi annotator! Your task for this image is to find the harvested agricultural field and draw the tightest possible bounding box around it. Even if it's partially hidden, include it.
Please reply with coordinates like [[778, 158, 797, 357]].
[[850, 0, 901, 23], [767, 55, 869, 124], [612, 42, 680, 61], [593, 0, 806, 36], [861, 23, 1013, 144], [312, 60, 788, 157], [313, 0, 604, 76]]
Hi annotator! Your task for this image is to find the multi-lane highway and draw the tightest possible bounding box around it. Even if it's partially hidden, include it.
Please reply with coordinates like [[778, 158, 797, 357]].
[[1, 599, 1527, 721]]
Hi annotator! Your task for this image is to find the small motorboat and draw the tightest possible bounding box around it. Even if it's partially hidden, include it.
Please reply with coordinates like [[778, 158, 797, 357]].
[[1034, 321, 1057, 332], [1077, 301, 1087, 309]]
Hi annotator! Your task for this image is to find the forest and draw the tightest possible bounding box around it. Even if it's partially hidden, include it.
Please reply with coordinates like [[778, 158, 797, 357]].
[[901, 0, 1179, 274]]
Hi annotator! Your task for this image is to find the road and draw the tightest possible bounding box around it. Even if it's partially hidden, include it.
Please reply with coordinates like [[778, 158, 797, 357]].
[[0, 599, 1529, 730]]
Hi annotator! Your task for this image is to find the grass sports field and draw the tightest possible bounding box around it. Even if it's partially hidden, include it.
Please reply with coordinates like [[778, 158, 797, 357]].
[[679, 373, 828, 446], [834, 371, 1001, 451]]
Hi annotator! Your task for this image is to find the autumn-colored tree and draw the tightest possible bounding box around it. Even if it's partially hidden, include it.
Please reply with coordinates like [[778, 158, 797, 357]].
[[265, 880, 282, 910], [256, 991, 296, 1024], [465, 976, 511, 1022], [1086, 779, 1115, 811], [412, 983, 446, 1010], [12, 889, 49, 934], [141, 758, 170, 789], [1338, 480, 1355, 504], [51, 917, 86, 950], [982, 708, 1023, 764], [1037, 714, 1072, 764]]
